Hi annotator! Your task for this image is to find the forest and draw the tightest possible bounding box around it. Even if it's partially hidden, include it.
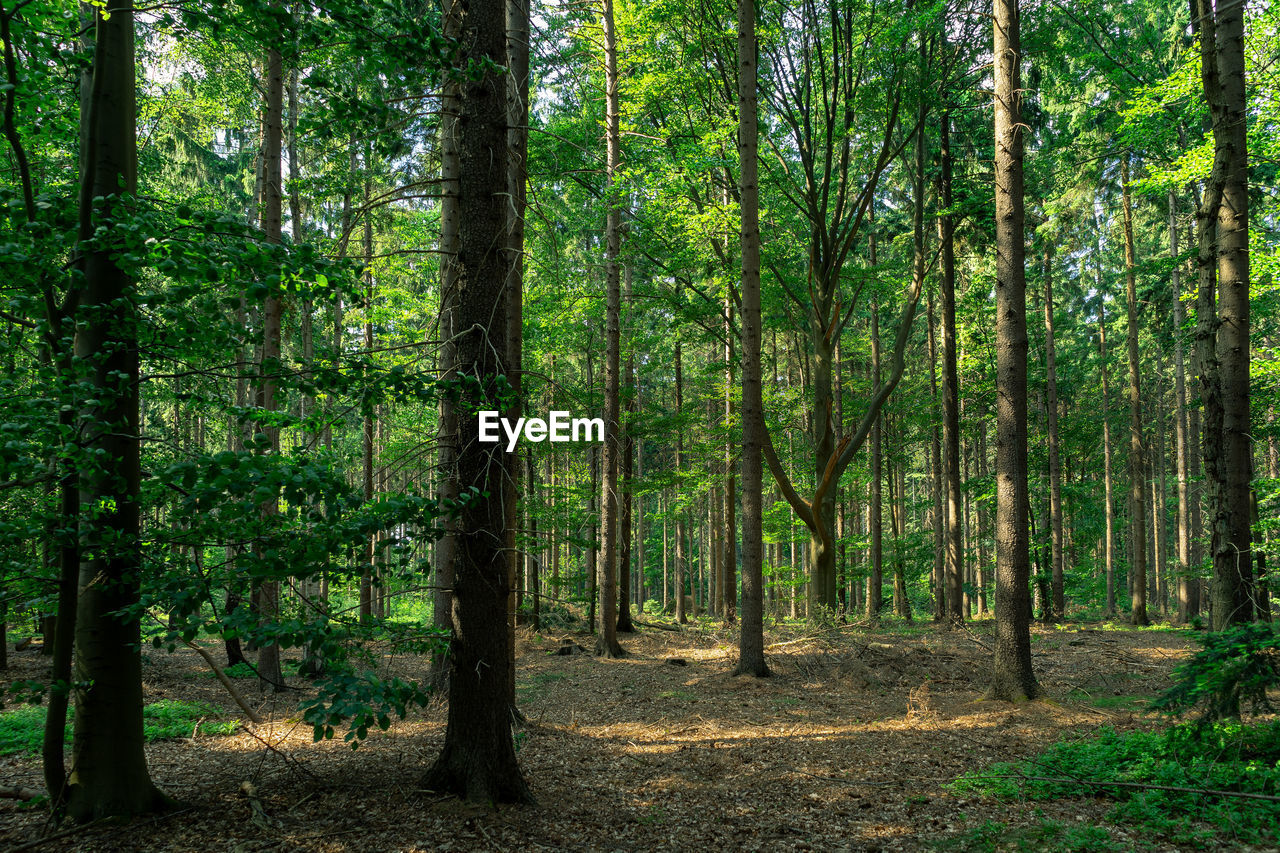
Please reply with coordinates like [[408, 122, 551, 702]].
[[0, 0, 1278, 848]]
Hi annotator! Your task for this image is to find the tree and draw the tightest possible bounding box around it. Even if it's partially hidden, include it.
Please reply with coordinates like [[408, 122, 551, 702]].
[[1120, 157, 1150, 627], [65, 1, 170, 821], [734, 0, 768, 677], [939, 112, 964, 627], [1193, 0, 1253, 628], [988, 0, 1038, 703], [422, 0, 532, 802], [596, 0, 624, 659]]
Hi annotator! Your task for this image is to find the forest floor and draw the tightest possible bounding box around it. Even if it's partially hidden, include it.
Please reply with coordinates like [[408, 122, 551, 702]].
[[0, 617, 1248, 852]]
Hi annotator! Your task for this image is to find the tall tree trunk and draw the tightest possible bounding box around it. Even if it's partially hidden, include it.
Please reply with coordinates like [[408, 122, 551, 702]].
[[988, 0, 1038, 702], [595, 0, 624, 658], [1042, 246, 1064, 621], [251, 40, 287, 690], [1195, 0, 1253, 627], [422, 0, 531, 800], [1120, 157, 1150, 626], [675, 343, 687, 624], [868, 296, 883, 618], [65, 2, 168, 820], [361, 174, 375, 625], [1171, 191, 1196, 623], [1099, 295, 1117, 618], [939, 112, 964, 626], [928, 294, 944, 620], [724, 298, 737, 624], [976, 422, 990, 616]]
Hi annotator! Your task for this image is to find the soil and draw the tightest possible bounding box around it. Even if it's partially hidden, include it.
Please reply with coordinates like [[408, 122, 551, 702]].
[[0, 619, 1213, 852]]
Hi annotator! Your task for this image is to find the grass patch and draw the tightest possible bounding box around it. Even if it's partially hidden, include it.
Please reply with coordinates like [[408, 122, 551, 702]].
[[0, 700, 238, 756], [949, 720, 1280, 846]]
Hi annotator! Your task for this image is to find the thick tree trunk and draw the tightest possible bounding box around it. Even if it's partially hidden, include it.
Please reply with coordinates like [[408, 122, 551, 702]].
[[988, 0, 1038, 702], [422, 0, 532, 801], [65, 3, 168, 820], [1195, 0, 1253, 627]]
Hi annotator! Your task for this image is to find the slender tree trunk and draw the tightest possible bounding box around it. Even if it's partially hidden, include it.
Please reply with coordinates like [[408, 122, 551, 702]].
[[1120, 158, 1150, 626], [1172, 191, 1195, 623], [976, 422, 990, 616], [595, 0, 624, 657], [928, 294, 944, 620], [724, 297, 737, 624], [868, 298, 883, 618], [939, 112, 963, 626], [675, 343, 687, 624], [1042, 246, 1064, 621], [988, 0, 1038, 702]]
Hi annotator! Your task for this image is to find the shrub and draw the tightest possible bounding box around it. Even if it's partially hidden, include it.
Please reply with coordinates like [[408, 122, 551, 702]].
[[1151, 622, 1280, 721]]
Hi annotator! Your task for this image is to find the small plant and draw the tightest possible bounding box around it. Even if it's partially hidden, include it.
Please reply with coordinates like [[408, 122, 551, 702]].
[[0, 700, 238, 756], [1151, 622, 1279, 720], [949, 719, 1280, 846]]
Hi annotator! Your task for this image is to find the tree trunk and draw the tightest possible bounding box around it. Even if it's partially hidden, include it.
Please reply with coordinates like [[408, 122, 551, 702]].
[[595, 0, 624, 658], [1099, 293, 1117, 618], [738, 24, 772, 664], [868, 297, 883, 618], [988, 0, 1038, 702], [675, 343, 687, 624], [422, 0, 532, 801], [1195, 0, 1253, 627], [724, 297, 737, 624], [1042, 246, 1064, 621], [65, 3, 168, 820], [939, 112, 964, 626], [1120, 158, 1150, 626], [1171, 190, 1196, 623]]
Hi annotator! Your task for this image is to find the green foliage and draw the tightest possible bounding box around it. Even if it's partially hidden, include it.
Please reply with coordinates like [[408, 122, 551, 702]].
[[1151, 623, 1280, 721], [299, 669, 436, 748], [938, 818, 1113, 853], [949, 721, 1280, 846], [0, 700, 238, 756]]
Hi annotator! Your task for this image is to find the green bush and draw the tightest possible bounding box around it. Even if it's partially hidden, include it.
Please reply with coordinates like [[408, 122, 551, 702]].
[[949, 720, 1280, 846], [1151, 622, 1279, 721], [0, 700, 238, 756]]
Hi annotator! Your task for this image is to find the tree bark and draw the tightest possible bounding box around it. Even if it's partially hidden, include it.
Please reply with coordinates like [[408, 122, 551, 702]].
[[595, 0, 624, 658], [1042, 246, 1064, 621], [65, 2, 168, 820], [738, 23, 771, 658], [1120, 157, 1150, 626], [988, 0, 1038, 702], [1195, 0, 1253, 627], [675, 343, 687, 624], [939, 112, 964, 626], [422, 0, 532, 801]]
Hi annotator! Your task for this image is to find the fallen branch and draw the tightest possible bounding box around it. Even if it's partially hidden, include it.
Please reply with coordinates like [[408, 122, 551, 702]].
[[3, 819, 105, 853], [634, 619, 681, 632], [976, 773, 1280, 803], [0, 783, 42, 801], [182, 638, 264, 724]]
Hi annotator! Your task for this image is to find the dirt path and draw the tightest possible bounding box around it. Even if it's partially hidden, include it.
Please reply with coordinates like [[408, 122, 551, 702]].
[[1, 621, 1199, 852]]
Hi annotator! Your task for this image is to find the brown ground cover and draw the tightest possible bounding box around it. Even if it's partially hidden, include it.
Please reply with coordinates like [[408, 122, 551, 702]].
[[0, 620, 1206, 852]]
